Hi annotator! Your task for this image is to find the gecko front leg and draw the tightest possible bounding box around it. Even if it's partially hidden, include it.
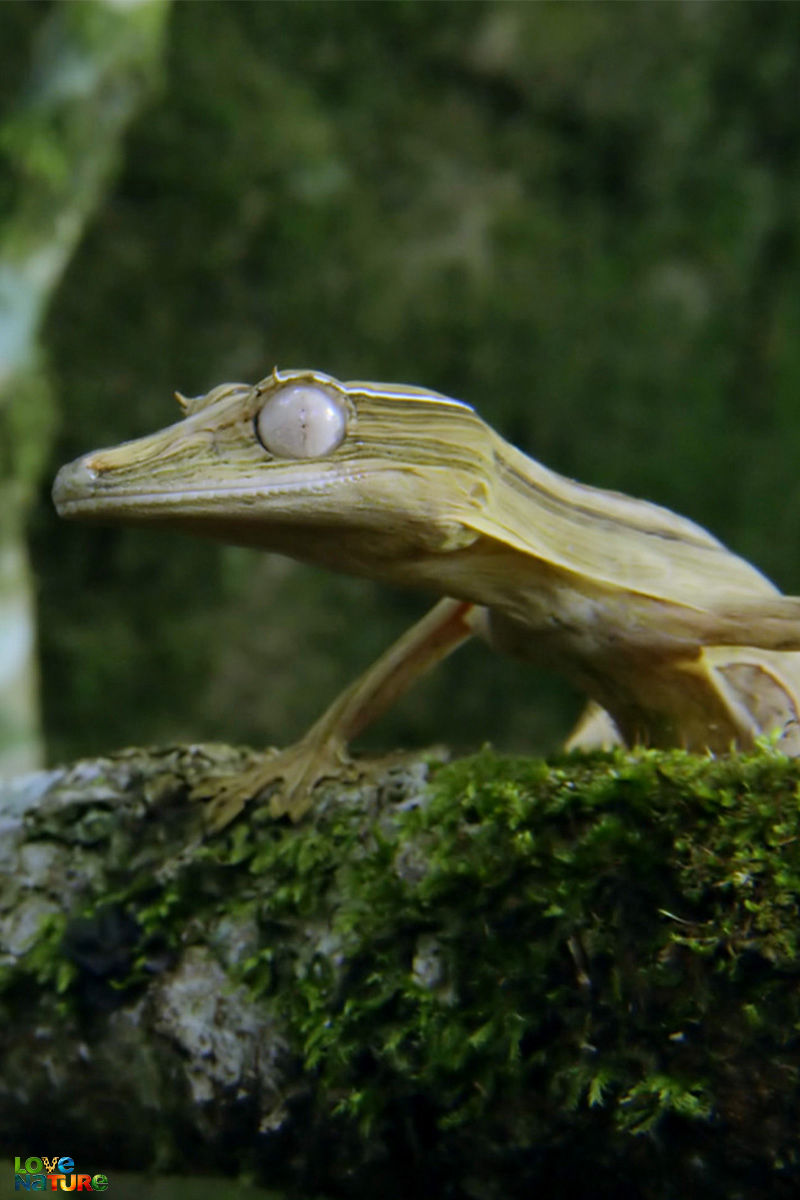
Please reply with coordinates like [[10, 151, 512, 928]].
[[195, 597, 481, 832]]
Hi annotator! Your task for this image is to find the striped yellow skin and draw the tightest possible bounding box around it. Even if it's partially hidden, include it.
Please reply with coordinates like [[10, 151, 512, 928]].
[[53, 368, 800, 823]]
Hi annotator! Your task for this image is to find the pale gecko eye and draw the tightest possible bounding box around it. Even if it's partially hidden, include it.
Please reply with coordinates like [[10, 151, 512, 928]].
[[255, 384, 348, 458]]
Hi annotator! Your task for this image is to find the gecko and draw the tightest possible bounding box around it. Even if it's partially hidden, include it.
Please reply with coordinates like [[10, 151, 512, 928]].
[[52, 367, 800, 829]]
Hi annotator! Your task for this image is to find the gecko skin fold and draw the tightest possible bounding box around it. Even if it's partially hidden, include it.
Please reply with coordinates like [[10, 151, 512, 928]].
[[54, 367, 800, 825]]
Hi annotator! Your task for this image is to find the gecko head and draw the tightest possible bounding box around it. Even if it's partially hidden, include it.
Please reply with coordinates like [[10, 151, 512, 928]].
[[52, 368, 496, 573]]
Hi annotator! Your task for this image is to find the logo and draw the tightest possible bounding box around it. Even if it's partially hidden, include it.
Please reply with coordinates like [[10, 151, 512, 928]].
[[13, 1158, 109, 1192]]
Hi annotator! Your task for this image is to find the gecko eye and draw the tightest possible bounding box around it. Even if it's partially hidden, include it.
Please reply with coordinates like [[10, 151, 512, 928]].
[[255, 384, 348, 458]]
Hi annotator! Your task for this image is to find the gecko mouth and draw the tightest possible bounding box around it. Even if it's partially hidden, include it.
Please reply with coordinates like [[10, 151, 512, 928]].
[[51, 460, 361, 520]]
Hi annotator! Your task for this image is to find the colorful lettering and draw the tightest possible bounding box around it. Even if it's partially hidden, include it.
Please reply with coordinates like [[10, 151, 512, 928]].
[[13, 1158, 75, 1178], [12, 1165, 101, 1193]]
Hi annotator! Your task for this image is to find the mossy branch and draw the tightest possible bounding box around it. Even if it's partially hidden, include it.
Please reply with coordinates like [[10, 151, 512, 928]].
[[1, 743, 798, 1198]]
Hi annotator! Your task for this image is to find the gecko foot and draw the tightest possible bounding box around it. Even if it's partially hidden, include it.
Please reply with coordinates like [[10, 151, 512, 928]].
[[193, 736, 356, 834]]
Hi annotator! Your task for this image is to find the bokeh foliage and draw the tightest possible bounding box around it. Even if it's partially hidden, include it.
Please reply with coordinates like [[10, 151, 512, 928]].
[[25, 1, 800, 764], [0, 0, 169, 772]]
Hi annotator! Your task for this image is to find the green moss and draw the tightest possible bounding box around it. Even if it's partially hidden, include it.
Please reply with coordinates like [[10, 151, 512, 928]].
[[229, 747, 800, 1186]]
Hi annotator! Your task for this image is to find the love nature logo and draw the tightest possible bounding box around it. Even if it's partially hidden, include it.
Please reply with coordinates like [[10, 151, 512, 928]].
[[13, 1156, 109, 1191]]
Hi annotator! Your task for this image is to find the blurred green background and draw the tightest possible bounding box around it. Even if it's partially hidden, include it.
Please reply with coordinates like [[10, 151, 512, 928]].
[[13, 0, 800, 768]]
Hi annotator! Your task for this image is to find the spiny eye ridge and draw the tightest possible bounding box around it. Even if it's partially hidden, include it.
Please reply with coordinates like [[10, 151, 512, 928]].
[[176, 382, 250, 418], [256, 383, 348, 459]]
